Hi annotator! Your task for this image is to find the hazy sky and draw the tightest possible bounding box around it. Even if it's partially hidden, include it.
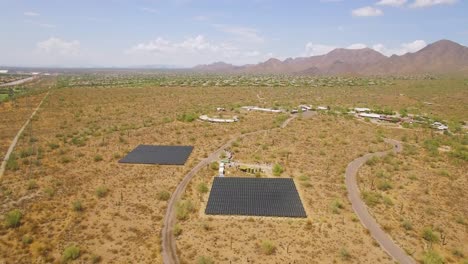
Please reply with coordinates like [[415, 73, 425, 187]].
[[1, 0, 467, 67]]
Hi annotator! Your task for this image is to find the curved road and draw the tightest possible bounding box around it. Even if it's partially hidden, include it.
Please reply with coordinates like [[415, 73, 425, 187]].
[[161, 114, 297, 264], [345, 139, 415, 264]]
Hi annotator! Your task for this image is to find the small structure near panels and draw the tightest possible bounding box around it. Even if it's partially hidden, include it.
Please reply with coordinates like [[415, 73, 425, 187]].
[[119, 145, 193, 165], [205, 177, 307, 218]]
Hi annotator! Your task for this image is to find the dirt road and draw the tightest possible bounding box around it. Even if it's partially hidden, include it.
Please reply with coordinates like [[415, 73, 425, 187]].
[[0, 91, 50, 179], [345, 139, 414, 264]]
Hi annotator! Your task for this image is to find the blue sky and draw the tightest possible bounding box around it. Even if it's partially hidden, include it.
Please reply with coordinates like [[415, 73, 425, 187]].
[[1, 0, 467, 67]]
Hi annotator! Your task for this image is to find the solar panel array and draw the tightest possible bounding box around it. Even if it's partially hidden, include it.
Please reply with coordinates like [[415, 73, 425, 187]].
[[119, 145, 193, 165], [205, 177, 307, 218]]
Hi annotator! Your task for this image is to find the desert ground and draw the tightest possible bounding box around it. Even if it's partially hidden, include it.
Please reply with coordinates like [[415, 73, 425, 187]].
[[0, 74, 466, 263]]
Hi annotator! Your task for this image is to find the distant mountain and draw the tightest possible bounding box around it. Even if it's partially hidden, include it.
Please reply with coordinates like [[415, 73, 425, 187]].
[[193, 39, 468, 75], [193, 62, 239, 72]]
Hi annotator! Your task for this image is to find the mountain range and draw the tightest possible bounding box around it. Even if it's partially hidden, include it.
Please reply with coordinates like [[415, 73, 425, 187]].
[[193, 40, 468, 75]]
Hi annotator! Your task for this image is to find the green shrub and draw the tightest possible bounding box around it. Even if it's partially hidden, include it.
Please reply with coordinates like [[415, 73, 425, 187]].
[[210, 162, 219, 170], [63, 245, 80, 262], [173, 224, 182, 237], [95, 186, 108, 198], [261, 240, 276, 255], [27, 180, 38, 190], [272, 163, 284, 176], [331, 199, 344, 214], [177, 113, 197, 122], [422, 250, 444, 264], [6, 153, 19, 171], [157, 191, 171, 201], [22, 235, 33, 244], [176, 200, 195, 221], [48, 143, 60, 150], [44, 187, 55, 197], [377, 180, 393, 191], [340, 248, 351, 261], [72, 200, 83, 211], [422, 227, 439, 243], [93, 154, 103, 162], [197, 183, 209, 194], [362, 191, 381, 207], [197, 256, 214, 264], [401, 219, 413, 230], [4, 209, 22, 228]]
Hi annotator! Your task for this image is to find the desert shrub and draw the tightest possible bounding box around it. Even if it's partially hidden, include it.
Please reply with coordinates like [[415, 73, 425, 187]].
[[177, 112, 197, 122], [365, 156, 379, 166], [331, 199, 344, 214], [261, 240, 276, 255], [422, 250, 444, 264], [22, 235, 33, 244], [272, 163, 284, 176], [95, 186, 108, 198], [6, 153, 19, 171], [377, 180, 393, 191], [298, 175, 309, 181], [382, 196, 394, 206], [401, 219, 413, 230], [452, 248, 464, 258], [340, 248, 351, 261], [4, 209, 22, 228], [157, 190, 171, 201], [176, 200, 195, 221], [210, 162, 219, 170], [422, 227, 439, 243], [93, 154, 103, 162], [63, 245, 80, 262], [19, 147, 34, 158], [362, 191, 381, 207], [173, 224, 182, 237], [197, 256, 214, 264], [27, 180, 38, 190], [48, 143, 60, 150], [44, 187, 55, 197], [197, 183, 209, 194], [91, 254, 102, 263], [72, 200, 83, 211]]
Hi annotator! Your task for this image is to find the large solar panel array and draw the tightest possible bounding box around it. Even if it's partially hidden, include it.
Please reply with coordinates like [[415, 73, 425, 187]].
[[119, 145, 193, 165], [205, 177, 307, 218]]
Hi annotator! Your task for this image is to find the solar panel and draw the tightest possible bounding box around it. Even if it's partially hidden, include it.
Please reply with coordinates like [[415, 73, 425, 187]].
[[119, 145, 193, 165], [205, 177, 307, 218]]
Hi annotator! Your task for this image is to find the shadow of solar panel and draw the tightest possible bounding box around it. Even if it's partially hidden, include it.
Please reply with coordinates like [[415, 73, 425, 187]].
[[118, 145, 193, 165], [205, 177, 307, 218]]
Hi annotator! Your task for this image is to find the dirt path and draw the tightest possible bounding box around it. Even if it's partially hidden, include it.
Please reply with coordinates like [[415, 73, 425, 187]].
[[161, 114, 297, 264], [0, 91, 50, 179], [345, 139, 415, 264], [0, 76, 35, 87]]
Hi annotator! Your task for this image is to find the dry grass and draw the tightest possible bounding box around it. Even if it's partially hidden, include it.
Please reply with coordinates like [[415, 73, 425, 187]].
[[0, 75, 466, 263]]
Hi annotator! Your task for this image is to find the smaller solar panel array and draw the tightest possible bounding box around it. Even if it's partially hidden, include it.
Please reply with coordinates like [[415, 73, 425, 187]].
[[205, 177, 307, 218], [119, 145, 193, 165]]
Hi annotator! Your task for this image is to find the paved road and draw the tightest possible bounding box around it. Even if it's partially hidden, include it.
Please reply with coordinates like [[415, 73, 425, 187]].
[[345, 139, 415, 264], [0, 91, 50, 179], [161, 114, 297, 264], [0, 76, 35, 87]]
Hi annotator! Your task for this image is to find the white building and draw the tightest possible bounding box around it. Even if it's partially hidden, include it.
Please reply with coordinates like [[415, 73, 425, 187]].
[[359, 113, 381, 119], [241, 106, 283, 113], [0, 70, 8, 74], [317, 106, 328, 110]]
